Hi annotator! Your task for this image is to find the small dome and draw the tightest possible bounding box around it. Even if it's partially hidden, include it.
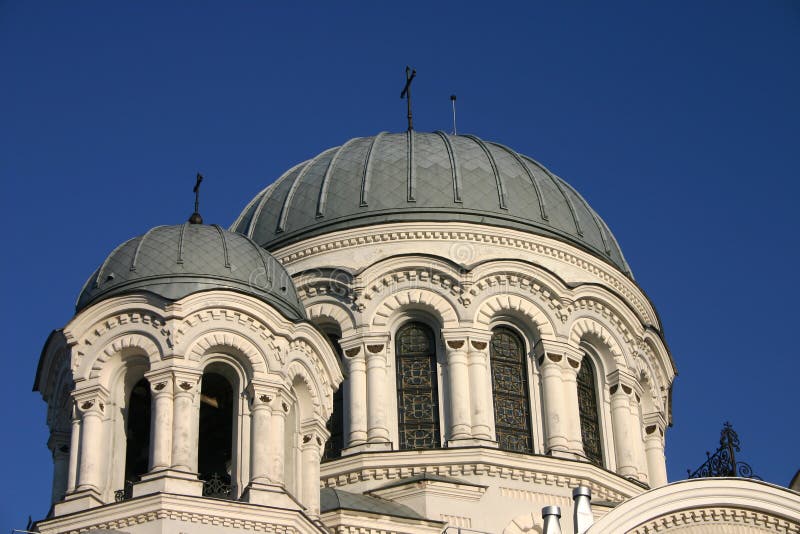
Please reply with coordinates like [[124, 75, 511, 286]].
[[77, 223, 305, 320], [233, 131, 630, 275]]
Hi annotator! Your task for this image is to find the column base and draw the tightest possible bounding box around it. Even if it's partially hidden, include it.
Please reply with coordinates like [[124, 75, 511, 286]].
[[548, 448, 582, 460], [242, 481, 303, 510], [53, 488, 104, 516], [341, 441, 393, 456], [447, 437, 498, 448], [133, 468, 203, 498]]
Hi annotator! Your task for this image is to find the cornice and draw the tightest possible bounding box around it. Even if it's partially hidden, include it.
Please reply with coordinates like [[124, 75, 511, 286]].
[[272, 221, 656, 326]]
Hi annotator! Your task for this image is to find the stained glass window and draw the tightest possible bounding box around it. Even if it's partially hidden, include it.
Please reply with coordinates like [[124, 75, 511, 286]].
[[490, 327, 533, 454], [323, 333, 344, 460], [396, 322, 441, 450], [577, 356, 603, 466]]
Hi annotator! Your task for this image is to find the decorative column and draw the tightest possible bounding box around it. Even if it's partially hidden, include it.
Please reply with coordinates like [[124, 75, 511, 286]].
[[66, 406, 80, 493], [443, 335, 472, 443], [75, 394, 107, 494], [171, 371, 201, 473], [244, 385, 299, 509], [133, 370, 202, 498], [537, 343, 569, 456], [300, 423, 327, 518], [365, 339, 391, 445], [268, 397, 288, 485], [608, 372, 637, 478], [562, 351, 587, 458], [48, 432, 71, 503], [643, 414, 668, 487], [467, 337, 494, 441], [629, 391, 648, 482], [54, 389, 109, 515], [146, 371, 173, 471], [342, 343, 367, 448], [248, 387, 273, 486]]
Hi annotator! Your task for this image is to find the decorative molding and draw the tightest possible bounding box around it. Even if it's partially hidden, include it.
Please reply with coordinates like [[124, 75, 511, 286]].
[[474, 294, 556, 338], [370, 288, 459, 328], [273, 224, 656, 326], [52, 508, 301, 534], [629, 506, 800, 533]]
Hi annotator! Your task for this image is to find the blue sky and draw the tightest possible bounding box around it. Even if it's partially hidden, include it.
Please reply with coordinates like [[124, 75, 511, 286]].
[[1, 1, 798, 528]]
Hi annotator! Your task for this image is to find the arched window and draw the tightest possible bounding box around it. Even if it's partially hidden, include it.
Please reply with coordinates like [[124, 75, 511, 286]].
[[490, 327, 533, 453], [396, 322, 441, 450], [123, 378, 151, 496], [198, 371, 234, 498], [577, 356, 603, 466], [323, 332, 344, 460]]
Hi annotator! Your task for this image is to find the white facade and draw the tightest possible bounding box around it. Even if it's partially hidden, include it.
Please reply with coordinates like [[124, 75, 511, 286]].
[[33, 146, 800, 533]]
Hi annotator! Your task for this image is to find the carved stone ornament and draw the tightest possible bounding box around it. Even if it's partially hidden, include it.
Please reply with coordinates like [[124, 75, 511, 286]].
[[471, 340, 488, 350], [610, 385, 618, 395], [344, 347, 361, 358], [259, 394, 271, 403], [179, 381, 193, 391], [547, 354, 562, 363], [316, 436, 323, 446], [153, 382, 167, 391], [645, 425, 657, 435], [446, 340, 465, 350], [366, 344, 384, 354], [568, 357, 580, 369], [282, 402, 289, 413], [80, 401, 94, 410], [621, 384, 632, 395], [303, 434, 312, 443]]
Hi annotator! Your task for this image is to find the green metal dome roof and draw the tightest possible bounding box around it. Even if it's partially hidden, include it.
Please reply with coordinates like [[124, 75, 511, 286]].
[[233, 132, 630, 275], [77, 223, 306, 320]]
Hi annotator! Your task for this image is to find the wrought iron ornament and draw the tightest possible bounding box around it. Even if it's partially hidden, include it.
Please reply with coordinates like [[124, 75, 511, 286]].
[[201, 472, 232, 499], [687, 422, 760, 479], [396, 322, 441, 449]]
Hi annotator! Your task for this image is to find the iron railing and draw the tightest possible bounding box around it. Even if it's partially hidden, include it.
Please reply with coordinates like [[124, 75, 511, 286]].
[[201, 472, 233, 499]]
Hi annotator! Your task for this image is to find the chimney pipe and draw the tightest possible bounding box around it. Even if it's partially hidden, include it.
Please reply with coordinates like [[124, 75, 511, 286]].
[[572, 485, 594, 534], [542, 505, 563, 534]]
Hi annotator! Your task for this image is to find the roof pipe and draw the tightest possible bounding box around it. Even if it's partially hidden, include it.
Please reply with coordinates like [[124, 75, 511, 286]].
[[572, 485, 594, 534], [542, 505, 563, 534]]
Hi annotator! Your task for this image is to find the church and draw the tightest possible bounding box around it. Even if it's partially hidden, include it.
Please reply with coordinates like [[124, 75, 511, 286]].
[[33, 129, 800, 533]]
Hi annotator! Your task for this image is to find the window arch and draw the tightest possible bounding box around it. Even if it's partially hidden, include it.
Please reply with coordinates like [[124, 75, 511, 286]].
[[577, 356, 603, 466], [395, 322, 441, 450], [490, 326, 533, 453], [123, 378, 151, 489]]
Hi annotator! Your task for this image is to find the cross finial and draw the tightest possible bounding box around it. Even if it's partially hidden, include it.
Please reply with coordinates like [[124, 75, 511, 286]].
[[189, 172, 203, 224], [400, 66, 417, 131]]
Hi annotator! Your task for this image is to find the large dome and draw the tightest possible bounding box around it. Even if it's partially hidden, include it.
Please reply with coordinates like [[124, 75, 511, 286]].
[[77, 223, 305, 320], [233, 131, 630, 275]]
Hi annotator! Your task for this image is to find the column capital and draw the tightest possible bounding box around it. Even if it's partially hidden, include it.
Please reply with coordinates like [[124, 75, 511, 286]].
[[300, 420, 330, 450], [172, 369, 202, 396], [534, 339, 583, 362], [441, 327, 490, 345], [642, 412, 667, 436], [607, 369, 639, 394], [72, 386, 109, 416], [48, 431, 71, 453]]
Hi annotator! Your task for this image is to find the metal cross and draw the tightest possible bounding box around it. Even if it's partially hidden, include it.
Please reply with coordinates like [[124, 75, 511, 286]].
[[400, 66, 417, 131], [189, 173, 204, 224]]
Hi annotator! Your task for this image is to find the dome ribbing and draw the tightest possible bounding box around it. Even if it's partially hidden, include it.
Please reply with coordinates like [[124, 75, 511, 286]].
[[232, 132, 630, 275], [77, 223, 305, 320]]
